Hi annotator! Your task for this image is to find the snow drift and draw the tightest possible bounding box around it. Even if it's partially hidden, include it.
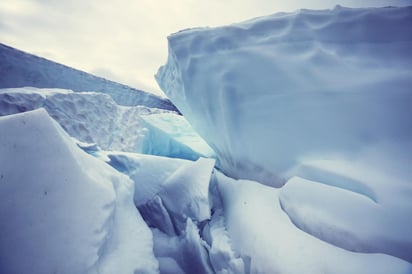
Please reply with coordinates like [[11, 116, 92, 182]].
[[214, 171, 412, 273], [156, 5, 412, 186]]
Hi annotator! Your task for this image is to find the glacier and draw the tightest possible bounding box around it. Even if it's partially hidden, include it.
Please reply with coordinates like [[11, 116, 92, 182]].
[[0, 43, 178, 111], [1, 5, 412, 274]]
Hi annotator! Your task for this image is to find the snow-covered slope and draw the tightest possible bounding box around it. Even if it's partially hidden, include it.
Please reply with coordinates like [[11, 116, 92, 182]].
[[156, 5, 412, 186], [0, 109, 158, 274], [0, 43, 177, 111]]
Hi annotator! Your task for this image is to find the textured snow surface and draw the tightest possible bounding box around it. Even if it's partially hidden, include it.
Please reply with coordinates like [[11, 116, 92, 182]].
[[156, 5, 412, 186], [0, 43, 177, 110], [0, 109, 158, 274], [0, 88, 206, 160]]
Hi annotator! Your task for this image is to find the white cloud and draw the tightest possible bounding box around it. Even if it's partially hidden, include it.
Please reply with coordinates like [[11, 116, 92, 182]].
[[1, 0, 411, 96]]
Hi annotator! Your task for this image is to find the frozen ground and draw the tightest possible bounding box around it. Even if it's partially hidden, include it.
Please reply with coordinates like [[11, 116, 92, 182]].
[[1, 5, 412, 274]]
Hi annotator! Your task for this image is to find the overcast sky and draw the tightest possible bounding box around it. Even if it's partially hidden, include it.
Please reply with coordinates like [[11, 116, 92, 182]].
[[1, 0, 411, 96]]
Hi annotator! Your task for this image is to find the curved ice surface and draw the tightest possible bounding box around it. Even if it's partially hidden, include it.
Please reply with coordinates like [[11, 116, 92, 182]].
[[280, 157, 412, 262], [156, 6, 412, 186]]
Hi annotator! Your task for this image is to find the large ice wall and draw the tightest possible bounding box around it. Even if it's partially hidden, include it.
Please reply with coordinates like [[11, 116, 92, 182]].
[[156, 6, 412, 186]]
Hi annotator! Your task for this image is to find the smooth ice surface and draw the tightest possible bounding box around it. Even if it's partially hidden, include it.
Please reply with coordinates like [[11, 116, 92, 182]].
[[215, 171, 412, 273], [141, 112, 215, 160], [0, 43, 177, 110], [0, 109, 158, 274], [0, 87, 172, 154], [156, 6, 412, 186]]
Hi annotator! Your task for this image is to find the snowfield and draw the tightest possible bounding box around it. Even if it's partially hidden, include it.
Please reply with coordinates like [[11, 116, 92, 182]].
[[1, 5, 412, 274]]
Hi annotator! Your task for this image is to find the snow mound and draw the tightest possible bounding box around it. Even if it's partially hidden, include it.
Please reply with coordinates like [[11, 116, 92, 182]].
[[0, 109, 158, 274], [215, 171, 412, 273], [141, 112, 215, 160], [0, 43, 177, 111], [156, 6, 412, 186], [280, 157, 412, 262], [0, 87, 173, 154]]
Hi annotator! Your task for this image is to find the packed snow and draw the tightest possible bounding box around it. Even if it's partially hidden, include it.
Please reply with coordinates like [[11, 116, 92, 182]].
[[1, 5, 412, 274]]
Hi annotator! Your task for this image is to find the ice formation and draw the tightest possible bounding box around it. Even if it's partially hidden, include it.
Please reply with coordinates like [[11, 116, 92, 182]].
[[141, 112, 215, 160], [1, 5, 412, 274], [156, 5, 412, 186], [155, 5, 412, 272]]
